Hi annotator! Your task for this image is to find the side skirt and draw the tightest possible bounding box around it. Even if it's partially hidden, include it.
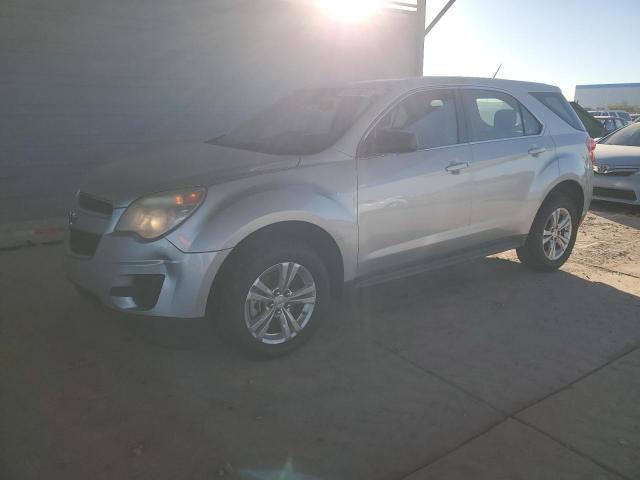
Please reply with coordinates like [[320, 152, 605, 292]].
[[353, 235, 527, 289]]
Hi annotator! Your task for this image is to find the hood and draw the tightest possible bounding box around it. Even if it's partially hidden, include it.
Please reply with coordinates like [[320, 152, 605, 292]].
[[595, 144, 640, 167], [81, 142, 300, 207]]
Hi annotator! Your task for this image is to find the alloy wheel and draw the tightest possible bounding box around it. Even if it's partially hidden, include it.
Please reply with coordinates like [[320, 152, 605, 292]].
[[542, 207, 572, 261], [244, 262, 316, 344]]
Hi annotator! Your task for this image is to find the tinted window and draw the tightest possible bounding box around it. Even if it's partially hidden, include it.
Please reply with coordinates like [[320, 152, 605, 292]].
[[364, 89, 458, 155], [601, 123, 640, 146], [209, 87, 379, 155], [618, 112, 632, 122], [601, 118, 616, 132], [530, 91, 585, 131], [463, 90, 525, 141]]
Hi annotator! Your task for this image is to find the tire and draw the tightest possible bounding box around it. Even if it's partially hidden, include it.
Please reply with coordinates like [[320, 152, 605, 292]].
[[517, 192, 579, 271], [219, 239, 331, 358]]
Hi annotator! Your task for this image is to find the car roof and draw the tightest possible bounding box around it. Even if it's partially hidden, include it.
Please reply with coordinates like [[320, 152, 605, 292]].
[[350, 76, 561, 94]]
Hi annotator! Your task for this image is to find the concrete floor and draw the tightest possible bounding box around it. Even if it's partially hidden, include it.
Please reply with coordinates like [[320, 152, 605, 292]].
[[1, 204, 639, 480]]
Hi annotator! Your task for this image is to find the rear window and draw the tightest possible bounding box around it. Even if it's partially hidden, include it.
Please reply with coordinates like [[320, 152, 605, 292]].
[[530, 92, 585, 131]]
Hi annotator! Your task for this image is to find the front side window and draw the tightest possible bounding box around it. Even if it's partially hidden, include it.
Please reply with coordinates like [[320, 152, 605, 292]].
[[362, 89, 458, 156], [463, 89, 541, 141]]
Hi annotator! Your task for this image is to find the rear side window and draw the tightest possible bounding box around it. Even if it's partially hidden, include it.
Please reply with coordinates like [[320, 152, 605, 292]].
[[462, 89, 541, 141], [522, 107, 542, 135], [530, 92, 585, 131]]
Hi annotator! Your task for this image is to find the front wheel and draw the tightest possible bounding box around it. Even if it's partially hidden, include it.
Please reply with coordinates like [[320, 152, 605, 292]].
[[219, 240, 331, 358], [517, 193, 579, 271]]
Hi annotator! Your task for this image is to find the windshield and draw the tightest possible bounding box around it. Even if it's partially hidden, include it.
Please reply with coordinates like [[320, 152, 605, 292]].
[[601, 122, 640, 146], [209, 87, 379, 155]]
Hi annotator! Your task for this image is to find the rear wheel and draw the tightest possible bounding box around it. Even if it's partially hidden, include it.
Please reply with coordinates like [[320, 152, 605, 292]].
[[517, 193, 578, 271], [219, 240, 331, 358]]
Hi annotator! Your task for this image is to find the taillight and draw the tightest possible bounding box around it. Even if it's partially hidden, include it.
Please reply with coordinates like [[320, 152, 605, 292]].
[[587, 137, 597, 167]]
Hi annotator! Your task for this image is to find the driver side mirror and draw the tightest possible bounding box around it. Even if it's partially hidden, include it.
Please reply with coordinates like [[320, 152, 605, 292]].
[[369, 128, 417, 155]]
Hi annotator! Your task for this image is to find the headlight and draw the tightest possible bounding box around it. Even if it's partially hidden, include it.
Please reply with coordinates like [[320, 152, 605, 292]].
[[116, 188, 205, 240]]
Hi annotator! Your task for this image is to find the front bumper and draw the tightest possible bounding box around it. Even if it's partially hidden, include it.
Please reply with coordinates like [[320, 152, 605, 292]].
[[65, 230, 230, 318], [593, 173, 640, 205]]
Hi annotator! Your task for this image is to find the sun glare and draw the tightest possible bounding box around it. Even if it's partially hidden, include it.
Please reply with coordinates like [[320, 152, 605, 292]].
[[317, 0, 383, 23]]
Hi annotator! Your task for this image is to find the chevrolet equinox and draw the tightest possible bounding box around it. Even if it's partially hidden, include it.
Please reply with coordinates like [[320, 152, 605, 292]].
[[65, 77, 594, 357]]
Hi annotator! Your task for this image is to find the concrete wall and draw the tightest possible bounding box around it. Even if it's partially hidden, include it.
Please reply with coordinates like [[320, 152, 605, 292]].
[[1, 0, 421, 224], [575, 83, 640, 110]]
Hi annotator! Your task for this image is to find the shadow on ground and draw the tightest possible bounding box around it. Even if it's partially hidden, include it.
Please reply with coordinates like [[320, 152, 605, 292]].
[[1, 245, 639, 480]]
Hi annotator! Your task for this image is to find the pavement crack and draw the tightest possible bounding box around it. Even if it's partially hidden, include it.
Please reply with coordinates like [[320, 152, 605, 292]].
[[511, 342, 640, 416], [374, 340, 507, 416], [381, 341, 640, 480], [513, 417, 635, 480]]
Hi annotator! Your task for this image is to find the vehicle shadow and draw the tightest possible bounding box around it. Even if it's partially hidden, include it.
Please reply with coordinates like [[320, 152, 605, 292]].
[[590, 200, 640, 230], [334, 255, 640, 412]]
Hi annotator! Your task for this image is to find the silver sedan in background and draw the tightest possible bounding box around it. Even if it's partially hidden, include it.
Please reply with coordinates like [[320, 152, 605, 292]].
[[594, 123, 640, 205]]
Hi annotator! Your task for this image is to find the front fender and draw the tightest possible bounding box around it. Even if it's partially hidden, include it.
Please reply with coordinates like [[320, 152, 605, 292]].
[[167, 181, 358, 281]]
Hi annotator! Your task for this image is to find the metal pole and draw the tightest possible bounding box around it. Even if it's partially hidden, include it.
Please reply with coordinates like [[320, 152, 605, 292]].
[[416, 0, 427, 76], [424, 0, 457, 37]]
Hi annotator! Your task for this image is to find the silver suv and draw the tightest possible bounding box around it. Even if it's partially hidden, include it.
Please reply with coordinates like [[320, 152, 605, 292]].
[[65, 77, 594, 357]]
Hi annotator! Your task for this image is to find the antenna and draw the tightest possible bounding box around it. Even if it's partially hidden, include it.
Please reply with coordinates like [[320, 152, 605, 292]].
[[492, 63, 503, 79]]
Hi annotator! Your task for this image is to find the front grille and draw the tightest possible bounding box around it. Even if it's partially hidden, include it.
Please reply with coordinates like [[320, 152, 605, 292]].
[[594, 166, 639, 177], [78, 192, 113, 216], [596, 171, 636, 177], [69, 229, 101, 256], [593, 187, 637, 201]]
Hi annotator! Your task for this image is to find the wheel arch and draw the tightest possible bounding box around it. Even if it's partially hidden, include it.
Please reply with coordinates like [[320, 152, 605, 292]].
[[545, 179, 586, 219], [206, 220, 346, 316], [521, 178, 586, 238]]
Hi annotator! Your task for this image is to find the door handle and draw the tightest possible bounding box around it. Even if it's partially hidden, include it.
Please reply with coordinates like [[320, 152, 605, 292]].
[[445, 161, 469, 174], [528, 146, 547, 156]]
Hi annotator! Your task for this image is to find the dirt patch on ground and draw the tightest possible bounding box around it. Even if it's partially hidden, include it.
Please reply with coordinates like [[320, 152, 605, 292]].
[[498, 204, 640, 294], [573, 211, 640, 274]]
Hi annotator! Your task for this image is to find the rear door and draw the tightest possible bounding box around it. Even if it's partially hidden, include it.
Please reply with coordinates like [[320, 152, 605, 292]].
[[461, 88, 555, 243]]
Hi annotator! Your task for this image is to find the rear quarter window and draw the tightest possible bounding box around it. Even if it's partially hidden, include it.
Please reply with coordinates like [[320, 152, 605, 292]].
[[530, 92, 585, 131]]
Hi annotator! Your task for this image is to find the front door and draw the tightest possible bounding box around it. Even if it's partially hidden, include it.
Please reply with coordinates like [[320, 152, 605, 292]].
[[357, 88, 474, 277]]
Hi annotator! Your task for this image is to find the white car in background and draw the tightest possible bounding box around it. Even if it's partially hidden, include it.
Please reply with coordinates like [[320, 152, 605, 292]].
[[594, 122, 640, 205], [594, 116, 625, 136], [589, 110, 632, 125]]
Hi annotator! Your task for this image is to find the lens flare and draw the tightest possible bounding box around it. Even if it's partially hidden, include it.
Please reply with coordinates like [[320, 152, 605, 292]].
[[317, 0, 382, 23]]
